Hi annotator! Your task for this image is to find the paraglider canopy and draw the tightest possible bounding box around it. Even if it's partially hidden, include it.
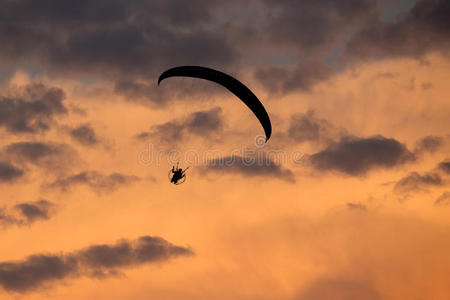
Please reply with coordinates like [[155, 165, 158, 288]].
[[158, 66, 272, 143]]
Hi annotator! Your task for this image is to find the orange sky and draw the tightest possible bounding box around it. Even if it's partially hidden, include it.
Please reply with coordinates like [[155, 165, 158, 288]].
[[1, 1, 450, 299]]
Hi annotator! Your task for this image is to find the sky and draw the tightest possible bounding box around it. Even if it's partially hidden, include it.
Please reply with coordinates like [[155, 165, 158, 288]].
[[0, 0, 450, 299]]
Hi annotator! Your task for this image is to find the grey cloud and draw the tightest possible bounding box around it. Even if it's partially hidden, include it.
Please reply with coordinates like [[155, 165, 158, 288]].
[[0, 255, 78, 293], [288, 110, 347, 145], [79, 236, 192, 276], [0, 209, 17, 226], [139, 121, 184, 143], [252, 0, 378, 94], [114, 79, 225, 107], [258, 0, 450, 93], [4, 141, 77, 172], [5, 142, 65, 161], [438, 161, 450, 174], [0, 199, 55, 228], [346, 202, 367, 211], [434, 192, 450, 207], [254, 59, 334, 94], [0, 0, 448, 97], [0, 0, 236, 106], [138, 107, 223, 143], [14, 200, 55, 223], [394, 171, 443, 199], [46, 171, 140, 192], [0, 83, 67, 134], [342, 0, 450, 62], [296, 278, 380, 300], [0, 235, 193, 293], [69, 123, 99, 146], [0, 161, 24, 182], [262, 0, 377, 52], [310, 136, 415, 176], [205, 154, 295, 183], [186, 107, 223, 136], [421, 82, 433, 90], [413, 135, 443, 155]]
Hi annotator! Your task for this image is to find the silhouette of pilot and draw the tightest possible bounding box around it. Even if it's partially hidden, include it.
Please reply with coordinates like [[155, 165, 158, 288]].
[[170, 165, 187, 184]]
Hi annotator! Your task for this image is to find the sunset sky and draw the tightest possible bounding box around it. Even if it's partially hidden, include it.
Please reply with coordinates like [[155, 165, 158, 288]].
[[1, 0, 450, 299]]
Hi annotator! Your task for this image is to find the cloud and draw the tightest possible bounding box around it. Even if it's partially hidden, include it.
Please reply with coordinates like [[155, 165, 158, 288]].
[[0, 199, 55, 228], [0, 83, 67, 134], [0, 0, 447, 97], [434, 192, 450, 207], [0, 161, 24, 182], [205, 154, 295, 183], [393, 171, 443, 199], [342, 0, 450, 62], [0, 0, 235, 105], [422, 82, 433, 90], [0, 235, 193, 293], [5, 142, 67, 161], [255, 0, 450, 93], [346, 202, 367, 211], [310, 135, 415, 175], [69, 123, 99, 146], [3, 141, 77, 172], [438, 161, 450, 174], [262, 0, 377, 52], [295, 278, 380, 300], [254, 60, 334, 94], [288, 110, 347, 145], [413, 135, 444, 155], [138, 107, 223, 143], [45, 171, 140, 192], [0, 0, 448, 101], [14, 200, 55, 223]]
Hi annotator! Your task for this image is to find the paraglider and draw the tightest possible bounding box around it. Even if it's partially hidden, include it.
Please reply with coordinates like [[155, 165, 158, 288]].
[[158, 66, 272, 142], [169, 163, 189, 185]]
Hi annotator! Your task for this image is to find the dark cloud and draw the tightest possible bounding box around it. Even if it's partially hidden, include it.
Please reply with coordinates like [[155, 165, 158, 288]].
[[262, 0, 377, 52], [414, 135, 443, 155], [434, 192, 450, 207], [0, 254, 78, 293], [0, 83, 67, 134], [310, 136, 415, 176], [14, 200, 55, 223], [342, 0, 450, 62], [5, 142, 65, 161], [254, 60, 334, 94], [394, 171, 443, 199], [346, 202, 367, 211], [288, 110, 347, 145], [0, 0, 235, 105], [0, 199, 55, 228], [438, 161, 450, 174], [0, 161, 24, 182], [0, 0, 447, 97], [138, 107, 223, 143], [138, 121, 184, 143], [421, 82, 433, 90], [0, 235, 193, 293], [251, 0, 378, 93], [46, 171, 140, 192], [257, 0, 450, 93], [295, 278, 380, 300], [0, 209, 16, 226], [205, 154, 295, 183], [4, 141, 77, 172], [186, 107, 223, 136], [69, 123, 99, 146]]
